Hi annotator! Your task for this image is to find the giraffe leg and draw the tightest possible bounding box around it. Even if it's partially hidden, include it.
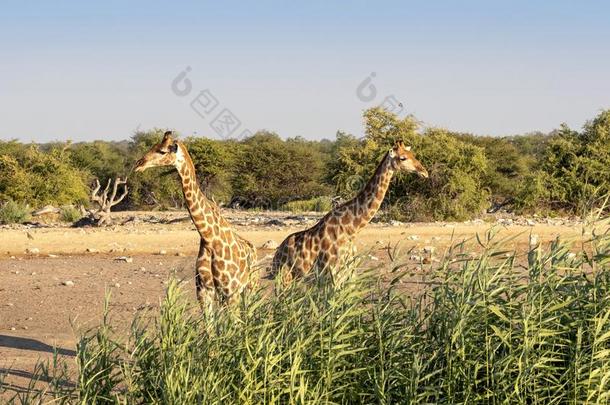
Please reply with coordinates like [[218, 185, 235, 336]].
[[195, 243, 215, 313], [316, 245, 352, 287]]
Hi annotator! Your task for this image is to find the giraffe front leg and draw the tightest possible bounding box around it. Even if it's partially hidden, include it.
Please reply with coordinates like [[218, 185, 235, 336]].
[[195, 244, 215, 313], [317, 242, 355, 287]]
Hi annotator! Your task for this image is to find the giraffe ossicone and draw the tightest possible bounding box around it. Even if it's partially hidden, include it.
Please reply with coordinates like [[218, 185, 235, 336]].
[[270, 139, 428, 285], [134, 131, 257, 307]]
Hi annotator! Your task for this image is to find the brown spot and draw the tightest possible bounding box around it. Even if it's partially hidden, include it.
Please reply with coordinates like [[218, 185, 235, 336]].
[[212, 239, 223, 252], [321, 238, 330, 250], [327, 226, 337, 240], [341, 215, 351, 225], [213, 224, 220, 235], [224, 245, 231, 258], [328, 216, 339, 226], [220, 273, 229, 285], [230, 279, 239, 292]]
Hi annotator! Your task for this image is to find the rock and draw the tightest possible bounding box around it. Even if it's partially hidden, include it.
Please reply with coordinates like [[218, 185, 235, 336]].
[[114, 283, 121, 288], [32, 205, 60, 216], [408, 235, 419, 241], [26, 247, 40, 255], [369, 255, 379, 261], [526, 219, 536, 226], [48, 254, 58, 258], [529, 234, 539, 246], [158, 250, 167, 256], [389, 220, 404, 227], [423, 257, 432, 264], [62, 280, 75, 286], [409, 255, 422, 261], [175, 252, 185, 257], [567, 252, 577, 260], [86, 248, 99, 253], [261, 240, 279, 249], [10, 327, 16, 331], [423, 246, 436, 254], [431, 236, 442, 241], [115, 256, 133, 263], [6, 303, 14, 307], [264, 219, 286, 227]]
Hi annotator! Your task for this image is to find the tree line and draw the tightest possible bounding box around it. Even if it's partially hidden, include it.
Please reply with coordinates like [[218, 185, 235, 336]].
[[1, 107, 609, 221]]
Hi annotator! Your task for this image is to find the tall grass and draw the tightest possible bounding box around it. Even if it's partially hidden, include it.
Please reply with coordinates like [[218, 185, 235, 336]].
[[8, 221, 610, 404]]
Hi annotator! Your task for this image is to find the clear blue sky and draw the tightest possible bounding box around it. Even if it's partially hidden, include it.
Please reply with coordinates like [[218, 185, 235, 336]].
[[1, 0, 609, 142]]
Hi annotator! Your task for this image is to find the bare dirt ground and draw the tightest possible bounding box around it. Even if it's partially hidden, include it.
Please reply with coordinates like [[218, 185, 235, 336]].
[[0, 210, 586, 398]]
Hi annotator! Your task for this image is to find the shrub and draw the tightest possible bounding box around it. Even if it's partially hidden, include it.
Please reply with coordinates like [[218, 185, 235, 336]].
[[60, 205, 82, 223], [0, 200, 31, 224], [232, 132, 333, 208], [281, 196, 333, 212], [331, 108, 490, 221], [0, 145, 90, 207]]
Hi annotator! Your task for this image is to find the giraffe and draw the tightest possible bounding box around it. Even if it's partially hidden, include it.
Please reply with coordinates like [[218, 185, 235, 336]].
[[270, 140, 428, 285], [134, 131, 257, 306]]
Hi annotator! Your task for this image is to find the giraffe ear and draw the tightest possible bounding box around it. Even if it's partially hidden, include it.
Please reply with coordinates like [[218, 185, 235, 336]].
[[405, 145, 411, 151], [169, 142, 178, 153], [163, 131, 173, 141]]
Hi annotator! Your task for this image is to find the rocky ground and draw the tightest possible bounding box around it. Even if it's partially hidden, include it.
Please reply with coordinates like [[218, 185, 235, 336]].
[[0, 209, 591, 398]]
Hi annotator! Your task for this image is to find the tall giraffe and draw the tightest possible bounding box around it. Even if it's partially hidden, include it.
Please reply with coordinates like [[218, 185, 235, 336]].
[[134, 131, 257, 306], [270, 140, 428, 284]]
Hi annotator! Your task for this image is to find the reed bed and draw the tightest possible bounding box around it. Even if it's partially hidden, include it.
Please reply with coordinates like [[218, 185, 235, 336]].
[[6, 221, 610, 404]]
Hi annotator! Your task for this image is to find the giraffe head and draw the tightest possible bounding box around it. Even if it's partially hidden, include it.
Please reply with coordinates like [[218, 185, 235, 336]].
[[134, 131, 181, 172], [389, 140, 428, 178]]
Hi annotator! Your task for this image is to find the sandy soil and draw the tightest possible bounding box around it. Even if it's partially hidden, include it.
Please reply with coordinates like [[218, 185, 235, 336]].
[[0, 210, 587, 398]]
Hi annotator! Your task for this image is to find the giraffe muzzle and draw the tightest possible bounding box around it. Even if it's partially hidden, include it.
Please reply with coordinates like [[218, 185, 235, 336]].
[[134, 159, 146, 172]]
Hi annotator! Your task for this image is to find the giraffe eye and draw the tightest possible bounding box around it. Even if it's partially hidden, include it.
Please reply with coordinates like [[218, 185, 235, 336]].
[[399, 157, 407, 161]]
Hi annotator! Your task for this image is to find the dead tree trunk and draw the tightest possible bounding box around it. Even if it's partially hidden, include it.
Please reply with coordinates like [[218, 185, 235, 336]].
[[82, 178, 128, 226]]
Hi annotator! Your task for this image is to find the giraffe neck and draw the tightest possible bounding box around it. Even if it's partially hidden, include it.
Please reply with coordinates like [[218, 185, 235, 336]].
[[341, 152, 394, 234], [174, 143, 220, 240]]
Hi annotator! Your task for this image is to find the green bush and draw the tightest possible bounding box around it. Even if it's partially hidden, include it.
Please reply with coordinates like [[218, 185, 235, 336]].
[[232, 132, 333, 208], [59, 205, 82, 223], [281, 196, 333, 212], [0, 200, 31, 224], [331, 108, 490, 221], [15, 220, 610, 403], [0, 144, 90, 208]]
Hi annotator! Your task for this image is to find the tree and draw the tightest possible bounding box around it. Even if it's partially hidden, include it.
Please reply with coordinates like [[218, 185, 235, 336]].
[[0, 143, 89, 207], [231, 131, 332, 208], [331, 108, 490, 221]]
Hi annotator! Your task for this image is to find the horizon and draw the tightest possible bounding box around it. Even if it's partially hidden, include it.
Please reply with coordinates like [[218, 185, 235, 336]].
[[1, 1, 609, 143]]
